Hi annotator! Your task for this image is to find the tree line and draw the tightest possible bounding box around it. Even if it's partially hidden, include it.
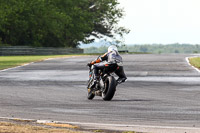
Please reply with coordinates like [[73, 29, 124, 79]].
[[83, 43, 200, 54], [0, 0, 129, 48]]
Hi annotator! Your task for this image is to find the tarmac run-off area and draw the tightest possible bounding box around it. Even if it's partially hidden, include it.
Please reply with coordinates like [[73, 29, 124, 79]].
[[0, 54, 200, 133]]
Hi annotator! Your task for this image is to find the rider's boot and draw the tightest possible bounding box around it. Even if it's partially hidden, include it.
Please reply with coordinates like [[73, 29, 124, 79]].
[[117, 77, 127, 83]]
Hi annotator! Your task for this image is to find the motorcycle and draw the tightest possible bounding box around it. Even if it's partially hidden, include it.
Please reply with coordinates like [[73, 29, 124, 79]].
[[87, 64, 123, 101]]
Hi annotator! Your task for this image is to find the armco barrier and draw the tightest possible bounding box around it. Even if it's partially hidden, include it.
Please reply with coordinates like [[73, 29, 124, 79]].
[[0, 46, 83, 55]]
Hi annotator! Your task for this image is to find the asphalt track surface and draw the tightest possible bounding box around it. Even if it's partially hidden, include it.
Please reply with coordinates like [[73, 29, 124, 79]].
[[1, 54, 200, 132]]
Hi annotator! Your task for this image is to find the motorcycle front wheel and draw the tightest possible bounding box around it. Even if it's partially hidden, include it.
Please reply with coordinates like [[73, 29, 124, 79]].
[[87, 79, 95, 100], [87, 87, 95, 100]]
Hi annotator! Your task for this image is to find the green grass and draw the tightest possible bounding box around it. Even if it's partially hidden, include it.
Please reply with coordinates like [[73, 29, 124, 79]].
[[0, 55, 81, 70], [189, 57, 200, 69], [122, 131, 136, 133], [0, 122, 82, 133]]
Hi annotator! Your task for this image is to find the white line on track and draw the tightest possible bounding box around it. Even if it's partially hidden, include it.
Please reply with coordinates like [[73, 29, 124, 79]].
[[186, 56, 200, 73], [0, 62, 34, 72], [0, 56, 78, 72], [0, 58, 57, 72]]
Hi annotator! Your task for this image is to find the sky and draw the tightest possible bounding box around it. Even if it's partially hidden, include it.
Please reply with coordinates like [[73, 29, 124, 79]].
[[118, 0, 200, 44]]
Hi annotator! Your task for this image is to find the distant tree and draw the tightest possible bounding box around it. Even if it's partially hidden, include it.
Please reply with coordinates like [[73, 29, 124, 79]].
[[174, 50, 179, 53], [83, 44, 200, 54], [0, 0, 129, 47], [139, 46, 148, 52]]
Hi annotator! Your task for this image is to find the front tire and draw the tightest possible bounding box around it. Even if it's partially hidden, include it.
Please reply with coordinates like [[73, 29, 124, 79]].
[[87, 87, 95, 100], [102, 76, 116, 101]]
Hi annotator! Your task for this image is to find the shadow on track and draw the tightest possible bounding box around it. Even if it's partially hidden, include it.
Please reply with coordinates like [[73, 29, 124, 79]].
[[87, 99, 154, 102], [112, 99, 154, 102]]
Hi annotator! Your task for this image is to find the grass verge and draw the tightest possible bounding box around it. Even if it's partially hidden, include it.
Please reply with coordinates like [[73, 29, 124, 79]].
[[189, 57, 200, 69], [0, 55, 83, 70], [0, 121, 139, 133], [0, 122, 82, 133], [43, 123, 79, 129]]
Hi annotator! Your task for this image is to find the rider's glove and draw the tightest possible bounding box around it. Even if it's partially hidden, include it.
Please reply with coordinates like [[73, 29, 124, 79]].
[[87, 62, 92, 67]]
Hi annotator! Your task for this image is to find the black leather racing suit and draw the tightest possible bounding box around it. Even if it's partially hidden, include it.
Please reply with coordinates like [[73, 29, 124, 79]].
[[90, 50, 127, 82]]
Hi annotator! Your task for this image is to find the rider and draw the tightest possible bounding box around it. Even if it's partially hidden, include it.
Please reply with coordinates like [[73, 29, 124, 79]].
[[87, 45, 127, 85]]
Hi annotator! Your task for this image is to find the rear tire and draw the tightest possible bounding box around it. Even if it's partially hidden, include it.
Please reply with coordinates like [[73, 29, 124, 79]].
[[102, 76, 116, 101]]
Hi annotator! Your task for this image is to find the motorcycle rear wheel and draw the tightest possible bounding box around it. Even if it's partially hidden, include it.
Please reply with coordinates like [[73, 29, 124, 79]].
[[102, 76, 116, 101]]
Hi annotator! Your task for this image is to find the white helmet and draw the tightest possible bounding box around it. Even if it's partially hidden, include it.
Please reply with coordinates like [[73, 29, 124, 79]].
[[108, 45, 118, 52]]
